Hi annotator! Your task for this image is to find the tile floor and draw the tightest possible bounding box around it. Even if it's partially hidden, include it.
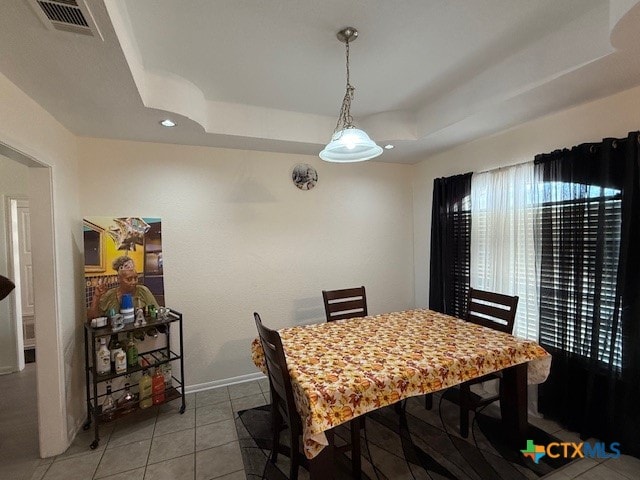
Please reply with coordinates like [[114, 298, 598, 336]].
[[0, 363, 40, 480], [1, 369, 639, 480], [35, 379, 272, 480]]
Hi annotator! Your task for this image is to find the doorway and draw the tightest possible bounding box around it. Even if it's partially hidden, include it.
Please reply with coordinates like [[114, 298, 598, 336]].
[[0, 155, 39, 477], [0, 157, 28, 374], [0, 141, 67, 463]]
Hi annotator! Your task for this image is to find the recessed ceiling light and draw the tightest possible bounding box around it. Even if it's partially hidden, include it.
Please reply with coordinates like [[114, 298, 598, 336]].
[[384, 144, 395, 150], [160, 119, 176, 127]]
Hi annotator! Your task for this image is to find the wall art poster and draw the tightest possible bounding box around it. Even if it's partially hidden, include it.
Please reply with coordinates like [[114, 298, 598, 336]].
[[84, 217, 165, 319], [292, 163, 318, 190]]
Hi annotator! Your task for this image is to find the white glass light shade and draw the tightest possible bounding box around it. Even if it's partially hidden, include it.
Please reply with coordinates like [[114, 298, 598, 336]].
[[319, 127, 383, 163]]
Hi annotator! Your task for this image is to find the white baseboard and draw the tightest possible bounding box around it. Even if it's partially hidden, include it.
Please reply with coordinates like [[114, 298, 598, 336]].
[[0, 365, 17, 375], [185, 372, 266, 394]]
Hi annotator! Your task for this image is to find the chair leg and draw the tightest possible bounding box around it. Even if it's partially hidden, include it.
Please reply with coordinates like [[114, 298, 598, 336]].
[[459, 383, 470, 438], [271, 395, 284, 463], [350, 421, 361, 479], [270, 404, 282, 463], [289, 429, 299, 480], [425, 393, 433, 410]]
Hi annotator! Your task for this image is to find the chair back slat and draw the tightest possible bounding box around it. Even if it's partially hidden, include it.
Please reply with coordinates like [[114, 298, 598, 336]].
[[254, 313, 297, 418], [466, 288, 518, 334], [323, 287, 365, 301], [322, 286, 367, 322], [261, 344, 288, 402]]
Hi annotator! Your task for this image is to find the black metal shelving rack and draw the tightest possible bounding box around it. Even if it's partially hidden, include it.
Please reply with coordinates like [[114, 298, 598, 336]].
[[83, 309, 186, 449]]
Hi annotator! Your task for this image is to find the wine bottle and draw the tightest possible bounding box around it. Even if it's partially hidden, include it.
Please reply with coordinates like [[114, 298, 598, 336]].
[[146, 327, 159, 338], [139, 369, 153, 409], [134, 329, 146, 342], [152, 368, 165, 404], [126, 334, 138, 368], [108, 335, 120, 370], [163, 361, 172, 389], [102, 385, 116, 420], [117, 382, 136, 413]]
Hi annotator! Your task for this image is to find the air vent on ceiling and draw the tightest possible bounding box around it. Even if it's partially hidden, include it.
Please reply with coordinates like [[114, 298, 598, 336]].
[[28, 0, 103, 39]]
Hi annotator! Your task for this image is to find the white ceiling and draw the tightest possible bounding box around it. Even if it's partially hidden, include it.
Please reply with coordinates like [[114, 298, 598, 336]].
[[1, 0, 640, 164]]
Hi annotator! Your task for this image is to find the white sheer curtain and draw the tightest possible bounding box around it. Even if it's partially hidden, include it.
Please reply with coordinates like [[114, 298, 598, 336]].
[[471, 162, 542, 414], [470, 162, 539, 341]]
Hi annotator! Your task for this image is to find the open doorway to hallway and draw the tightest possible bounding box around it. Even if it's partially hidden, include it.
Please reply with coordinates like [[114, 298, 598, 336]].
[[0, 152, 41, 478], [0, 138, 67, 474], [0, 139, 70, 461], [0, 154, 29, 374]]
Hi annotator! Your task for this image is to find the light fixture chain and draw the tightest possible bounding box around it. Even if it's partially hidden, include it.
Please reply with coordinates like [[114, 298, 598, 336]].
[[334, 37, 355, 133], [345, 38, 351, 90]]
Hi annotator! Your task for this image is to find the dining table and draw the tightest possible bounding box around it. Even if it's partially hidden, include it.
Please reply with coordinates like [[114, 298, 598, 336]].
[[251, 308, 551, 479]]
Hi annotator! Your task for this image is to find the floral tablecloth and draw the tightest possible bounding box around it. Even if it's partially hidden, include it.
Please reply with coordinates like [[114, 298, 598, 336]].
[[251, 308, 550, 459]]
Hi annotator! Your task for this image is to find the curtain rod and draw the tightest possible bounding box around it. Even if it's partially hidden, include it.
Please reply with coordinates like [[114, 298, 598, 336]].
[[475, 158, 533, 175], [477, 133, 638, 175]]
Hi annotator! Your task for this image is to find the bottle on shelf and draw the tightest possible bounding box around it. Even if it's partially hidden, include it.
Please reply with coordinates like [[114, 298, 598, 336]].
[[114, 346, 127, 374], [96, 338, 111, 375], [126, 334, 138, 368], [163, 361, 172, 389], [139, 369, 153, 409], [117, 382, 137, 414], [108, 335, 121, 370], [102, 385, 116, 420], [146, 327, 158, 338], [152, 368, 165, 404], [134, 329, 146, 342]]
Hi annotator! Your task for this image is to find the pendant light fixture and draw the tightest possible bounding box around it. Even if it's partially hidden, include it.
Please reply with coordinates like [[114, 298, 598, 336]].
[[319, 27, 383, 163]]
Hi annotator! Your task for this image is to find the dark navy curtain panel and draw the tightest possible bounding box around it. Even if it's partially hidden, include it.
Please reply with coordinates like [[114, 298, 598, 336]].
[[429, 173, 472, 319], [535, 132, 640, 457]]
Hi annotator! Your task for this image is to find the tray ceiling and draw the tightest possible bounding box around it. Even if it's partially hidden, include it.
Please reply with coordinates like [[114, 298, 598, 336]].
[[1, 0, 640, 163]]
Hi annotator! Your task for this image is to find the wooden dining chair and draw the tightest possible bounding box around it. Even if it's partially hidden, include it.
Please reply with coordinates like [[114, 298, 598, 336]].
[[425, 288, 519, 438], [322, 286, 367, 322], [322, 287, 371, 426], [254, 313, 362, 479]]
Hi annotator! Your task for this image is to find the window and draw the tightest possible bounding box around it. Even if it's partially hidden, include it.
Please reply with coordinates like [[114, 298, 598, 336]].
[[449, 194, 471, 318], [537, 184, 623, 370]]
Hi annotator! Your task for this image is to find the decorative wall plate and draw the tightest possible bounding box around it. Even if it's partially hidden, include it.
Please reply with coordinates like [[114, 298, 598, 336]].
[[292, 164, 318, 190]]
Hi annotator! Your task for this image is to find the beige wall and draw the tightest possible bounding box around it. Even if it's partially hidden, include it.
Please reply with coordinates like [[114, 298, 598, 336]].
[[78, 138, 415, 386], [0, 154, 28, 372], [412, 83, 640, 308], [0, 71, 82, 457]]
